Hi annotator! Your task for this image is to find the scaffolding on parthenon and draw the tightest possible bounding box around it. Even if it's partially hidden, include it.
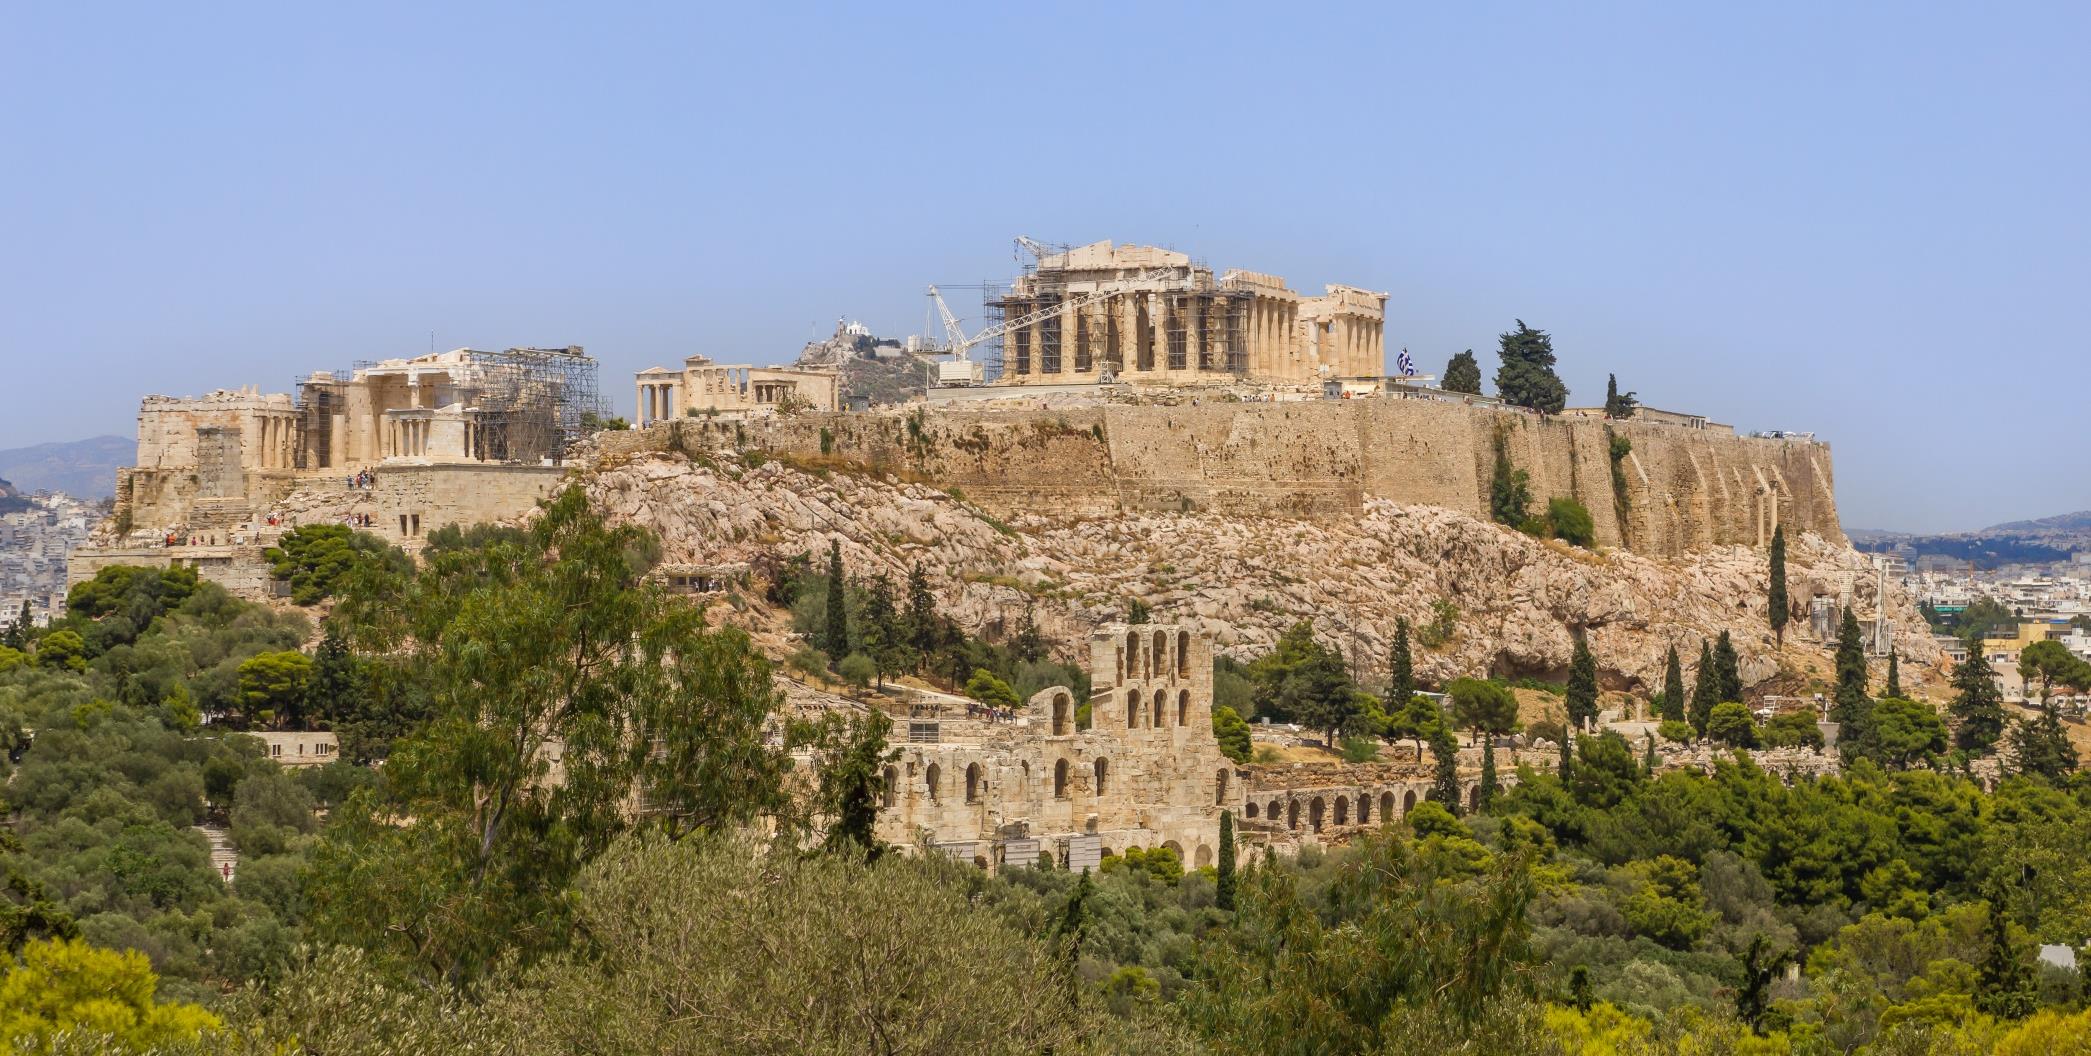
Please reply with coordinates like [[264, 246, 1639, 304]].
[[454, 347, 604, 465]]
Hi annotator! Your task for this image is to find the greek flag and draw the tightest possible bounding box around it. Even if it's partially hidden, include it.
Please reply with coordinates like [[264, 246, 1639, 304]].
[[1397, 348, 1415, 376]]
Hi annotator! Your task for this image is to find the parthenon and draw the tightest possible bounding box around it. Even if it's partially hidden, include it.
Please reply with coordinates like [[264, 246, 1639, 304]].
[[991, 241, 1388, 387]]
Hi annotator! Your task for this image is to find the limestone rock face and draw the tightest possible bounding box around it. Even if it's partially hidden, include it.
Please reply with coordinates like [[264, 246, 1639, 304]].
[[583, 451, 1938, 696]]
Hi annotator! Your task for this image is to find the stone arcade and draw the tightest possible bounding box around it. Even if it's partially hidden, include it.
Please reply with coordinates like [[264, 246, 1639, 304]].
[[874, 622, 1484, 871]]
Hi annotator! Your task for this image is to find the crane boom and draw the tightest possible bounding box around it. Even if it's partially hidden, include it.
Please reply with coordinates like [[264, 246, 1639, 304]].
[[926, 269, 1175, 386]]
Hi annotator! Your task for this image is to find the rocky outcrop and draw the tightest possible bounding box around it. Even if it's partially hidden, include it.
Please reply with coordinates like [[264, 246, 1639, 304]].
[[583, 448, 1938, 697]]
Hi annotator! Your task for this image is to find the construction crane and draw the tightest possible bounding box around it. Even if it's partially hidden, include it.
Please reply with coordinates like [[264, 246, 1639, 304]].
[[1014, 235, 1065, 262], [926, 269, 1172, 387]]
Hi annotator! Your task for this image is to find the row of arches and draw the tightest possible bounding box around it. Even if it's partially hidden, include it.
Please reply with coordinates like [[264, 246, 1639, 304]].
[[1125, 687, 1193, 730], [1243, 787, 1460, 834], [887, 756, 1121, 806], [1120, 628, 1193, 683]]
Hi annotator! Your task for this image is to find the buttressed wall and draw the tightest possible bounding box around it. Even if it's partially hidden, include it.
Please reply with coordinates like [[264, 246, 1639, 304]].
[[624, 398, 1839, 556]]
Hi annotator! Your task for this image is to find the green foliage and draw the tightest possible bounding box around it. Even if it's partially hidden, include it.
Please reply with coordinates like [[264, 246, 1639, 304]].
[[836, 651, 876, 692], [1442, 349, 1483, 394], [1603, 373, 1638, 419], [1710, 631, 1742, 708], [1768, 527, 1789, 645], [1417, 598, 1460, 649], [805, 709, 894, 860], [1216, 811, 1237, 912], [1689, 641, 1716, 734], [1246, 621, 1359, 746], [31, 630, 85, 673], [1659, 644, 1686, 724], [263, 525, 409, 605], [1831, 610, 1873, 755], [1565, 636, 1599, 730], [1489, 428, 1533, 527], [1448, 677, 1520, 738], [236, 650, 314, 727], [964, 667, 1019, 710], [1617, 855, 1712, 950], [2010, 704, 2078, 780], [1102, 845, 1185, 885], [308, 487, 795, 986], [1386, 617, 1414, 706], [1493, 319, 1569, 414], [821, 540, 849, 661], [1340, 735, 1379, 763], [2018, 638, 2091, 698], [1948, 649, 2005, 755], [1429, 725, 1463, 814], [1656, 719, 1697, 744], [1547, 497, 1596, 546], [1762, 710, 1825, 751], [1211, 705, 1252, 764], [1872, 697, 1949, 769], [1704, 702, 1757, 748], [0, 937, 220, 1051]]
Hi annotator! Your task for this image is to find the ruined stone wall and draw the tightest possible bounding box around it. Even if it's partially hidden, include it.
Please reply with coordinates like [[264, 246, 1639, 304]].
[[601, 399, 1841, 556]]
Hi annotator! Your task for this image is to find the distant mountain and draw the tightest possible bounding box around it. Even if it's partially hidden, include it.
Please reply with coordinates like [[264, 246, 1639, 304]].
[[1852, 508, 2091, 568], [0, 435, 131, 498]]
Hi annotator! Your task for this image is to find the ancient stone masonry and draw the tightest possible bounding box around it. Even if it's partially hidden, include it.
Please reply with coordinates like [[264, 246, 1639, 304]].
[[607, 397, 1841, 558], [877, 623, 1241, 869], [875, 622, 1507, 868], [635, 354, 841, 423], [988, 241, 1386, 388]]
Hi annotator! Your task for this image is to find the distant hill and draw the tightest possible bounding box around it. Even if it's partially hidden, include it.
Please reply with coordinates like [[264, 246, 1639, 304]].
[[1852, 508, 2091, 568], [0, 435, 131, 498]]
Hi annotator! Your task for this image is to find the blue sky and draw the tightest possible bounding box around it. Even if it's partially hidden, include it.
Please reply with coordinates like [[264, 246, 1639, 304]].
[[3, 3, 2085, 531]]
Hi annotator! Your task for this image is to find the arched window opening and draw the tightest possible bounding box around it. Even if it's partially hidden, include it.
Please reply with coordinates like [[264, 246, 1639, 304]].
[[1287, 800, 1301, 830], [1053, 759, 1070, 799], [881, 766, 898, 809], [965, 762, 983, 804], [1177, 630, 1191, 679], [1178, 688, 1191, 727], [1051, 693, 1072, 736], [1215, 769, 1230, 805], [1093, 757, 1109, 797], [1245, 801, 1259, 819], [1402, 789, 1417, 815], [1309, 797, 1326, 832], [1152, 693, 1164, 728], [925, 763, 941, 801], [1379, 791, 1394, 823], [1152, 630, 1167, 677], [1334, 796, 1349, 826], [1195, 844, 1212, 868], [1126, 689, 1141, 729]]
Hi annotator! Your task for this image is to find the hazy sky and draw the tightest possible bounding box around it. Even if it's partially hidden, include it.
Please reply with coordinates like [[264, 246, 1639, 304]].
[[4, 4, 2085, 532]]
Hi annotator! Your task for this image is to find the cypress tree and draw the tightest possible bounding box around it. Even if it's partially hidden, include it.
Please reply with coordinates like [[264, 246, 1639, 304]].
[[1643, 732, 1658, 776], [1565, 635, 1599, 731], [1768, 526, 1789, 646], [822, 540, 849, 663], [1885, 648, 1902, 700], [1949, 647, 2006, 755], [1977, 897, 2035, 1019], [1830, 609, 1872, 751], [1713, 631, 1743, 706], [1429, 726, 1463, 816], [1478, 735, 1498, 812], [1660, 644, 1686, 723], [1388, 617, 1414, 708], [1558, 725, 1575, 783], [1690, 641, 1717, 734], [1442, 349, 1482, 394], [1216, 810, 1238, 911], [904, 562, 937, 663]]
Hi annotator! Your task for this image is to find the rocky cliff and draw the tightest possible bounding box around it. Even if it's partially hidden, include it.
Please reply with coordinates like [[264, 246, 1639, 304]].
[[601, 399, 1838, 560], [582, 446, 1937, 698]]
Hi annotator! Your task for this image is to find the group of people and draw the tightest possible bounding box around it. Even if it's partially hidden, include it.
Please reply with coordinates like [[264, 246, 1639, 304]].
[[346, 469, 377, 490]]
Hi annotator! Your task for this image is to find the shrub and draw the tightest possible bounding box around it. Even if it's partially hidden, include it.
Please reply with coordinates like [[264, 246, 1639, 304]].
[[1761, 710, 1824, 751], [1657, 719, 1697, 744], [836, 652, 876, 692], [1340, 736, 1380, 763], [1546, 497, 1595, 547], [1705, 702, 1758, 748]]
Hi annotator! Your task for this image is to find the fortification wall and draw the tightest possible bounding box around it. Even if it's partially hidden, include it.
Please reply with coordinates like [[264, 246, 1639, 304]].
[[595, 399, 1841, 556]]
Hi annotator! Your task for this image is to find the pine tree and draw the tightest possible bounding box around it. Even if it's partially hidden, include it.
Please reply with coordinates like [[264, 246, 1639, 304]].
[[1885, 648, 1902, 699], [1660, 644, 1686, 723], [1713, 631, 1743, 705], [1478, 735, 1498, 812], [1492, 320, 1568, 414], [1387, 618, 1414, 707], [1442, 349, 1482, 394], [1690, 641, 1717, 734], [1949, 647, 2007, 755], [1429, 726, 1462, 816], [1603, 374, 1638, 419], [1830, 610, 1872, 752], [904, 563, 937, 665], [1768, 526, 1789, 646], [2011, 703, 2078, 780], [1216, 810, 1237, 911], [822, 540, 849, 663], [1565, 635, 1599, 731]]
